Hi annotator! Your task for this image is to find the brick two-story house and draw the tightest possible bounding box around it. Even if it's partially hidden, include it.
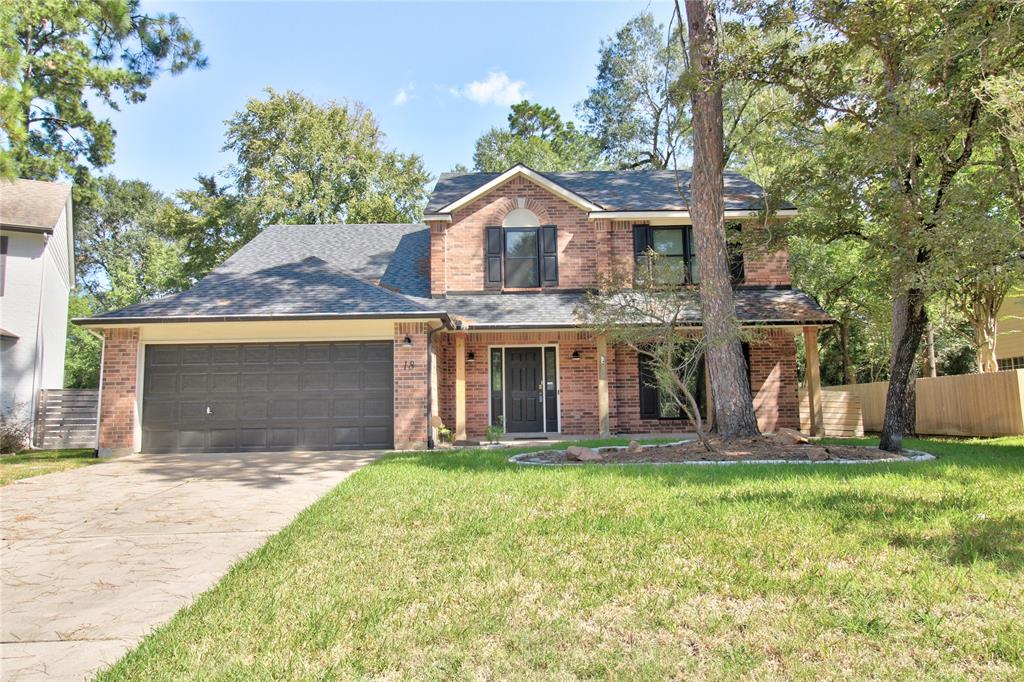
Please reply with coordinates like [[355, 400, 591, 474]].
[[77, 165, 831, 454]]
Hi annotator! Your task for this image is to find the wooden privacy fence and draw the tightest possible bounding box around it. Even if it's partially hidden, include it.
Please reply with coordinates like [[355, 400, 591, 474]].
[[33, 389, 99, 449], [823, 369, 1024, 437], [800, 389, 864, 437]]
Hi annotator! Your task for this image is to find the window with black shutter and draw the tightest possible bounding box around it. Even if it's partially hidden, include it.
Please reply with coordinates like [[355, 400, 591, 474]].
[[633, 225, 699, 284], [637, 347, 707, 419], [485, 222, 559, 289]]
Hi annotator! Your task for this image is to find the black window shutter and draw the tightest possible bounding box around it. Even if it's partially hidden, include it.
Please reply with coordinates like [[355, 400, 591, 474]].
[[741, 341, 752, 392], [540, 225, 558, 286], [485, 226, 502, 287], [637, 352, 659, 419], [633, 225, 651, 258], [727, 222, 744, 284]]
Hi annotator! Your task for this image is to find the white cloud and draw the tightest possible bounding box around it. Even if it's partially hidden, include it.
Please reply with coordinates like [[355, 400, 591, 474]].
[[450, 71, 528, 106], [393, 83, 414, 106]]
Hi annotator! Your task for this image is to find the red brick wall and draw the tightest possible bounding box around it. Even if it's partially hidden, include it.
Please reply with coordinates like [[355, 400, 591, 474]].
[[394, 322, 431, 449], [608, 344, 703, 434], [98, 327, 139, 450], [748, 330, 800, 431], [744, 248, 791, 286], [434, 328, 799, 439], [431, 176, 595, 293], [435, 330, 600, 439], [608, 335, 799, 434]]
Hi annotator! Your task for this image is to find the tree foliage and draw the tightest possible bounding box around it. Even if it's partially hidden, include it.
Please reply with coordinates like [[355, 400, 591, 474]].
[[579, 12, 688, 170], [75, 175, 187, 309], [163, 89, 432, 281], [472, 101, 602, 172], [0, 0, 206, 187], [727, 0, 1024, 450]]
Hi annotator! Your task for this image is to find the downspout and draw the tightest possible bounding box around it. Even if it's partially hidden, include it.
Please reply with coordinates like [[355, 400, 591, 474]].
[[89, 328, 105, 452]]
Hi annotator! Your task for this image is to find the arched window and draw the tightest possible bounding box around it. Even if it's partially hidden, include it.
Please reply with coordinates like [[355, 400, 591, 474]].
[[502, 208, 540, 227], [485, 209, 557, 289]]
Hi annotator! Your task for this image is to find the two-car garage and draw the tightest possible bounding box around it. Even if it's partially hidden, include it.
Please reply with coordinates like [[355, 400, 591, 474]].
[[141, 341, 394, 453]]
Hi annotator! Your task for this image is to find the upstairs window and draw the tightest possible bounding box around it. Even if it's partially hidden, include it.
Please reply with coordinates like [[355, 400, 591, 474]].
[[634, 225, 698, 284], [485, 209, 558, 289], [633, 222, 745, 286]]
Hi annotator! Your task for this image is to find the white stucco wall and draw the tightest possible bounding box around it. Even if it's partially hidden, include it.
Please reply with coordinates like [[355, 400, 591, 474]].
[[1, 205, 72, 425]]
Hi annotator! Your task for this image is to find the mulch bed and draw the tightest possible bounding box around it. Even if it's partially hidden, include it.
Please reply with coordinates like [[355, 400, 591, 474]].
[[513, 436, 914, 466]]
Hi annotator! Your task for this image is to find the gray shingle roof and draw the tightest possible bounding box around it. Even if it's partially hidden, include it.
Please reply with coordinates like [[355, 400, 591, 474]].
[[89, 256, 439, 321], [440, 289, 831, 328], [426, 169, 793, 214], [1, 179, 70, 231]]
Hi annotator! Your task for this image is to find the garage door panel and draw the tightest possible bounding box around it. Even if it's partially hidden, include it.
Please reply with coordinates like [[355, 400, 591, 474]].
[[179, 346, 210, 365], [179, 373, 208, 393], [242, 373, 268, 392], [240, 401, 268, 420], [143, 341, 394, 453], [211, 373, 239, 392], [243, 346, 269, 363], [270, 400, 298, 420], [212, 346, 240, 364]]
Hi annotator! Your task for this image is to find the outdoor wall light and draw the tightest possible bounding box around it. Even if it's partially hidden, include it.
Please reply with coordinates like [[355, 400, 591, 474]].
[[571, 349, 582, 360], [467, 351, 476, 362], [403, 334, 413, 346]]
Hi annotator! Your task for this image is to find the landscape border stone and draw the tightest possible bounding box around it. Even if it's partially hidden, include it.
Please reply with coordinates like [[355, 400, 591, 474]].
[[508, 441, 936, 467]]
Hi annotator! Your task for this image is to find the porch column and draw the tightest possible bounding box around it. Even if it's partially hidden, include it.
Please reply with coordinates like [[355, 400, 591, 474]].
[[596, 334, 610, 435], [455, 332, 467, 442], [803, 326, 824, 437]]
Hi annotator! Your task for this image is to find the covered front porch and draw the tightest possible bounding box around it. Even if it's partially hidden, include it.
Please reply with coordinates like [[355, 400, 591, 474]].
[[431, 325, 828, 444]]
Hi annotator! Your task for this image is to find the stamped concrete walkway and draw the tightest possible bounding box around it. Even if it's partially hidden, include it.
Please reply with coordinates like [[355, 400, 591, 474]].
[[1, 450, 381, 681]]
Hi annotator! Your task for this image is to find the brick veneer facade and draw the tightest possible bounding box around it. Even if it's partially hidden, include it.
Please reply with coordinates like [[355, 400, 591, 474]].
[[92, 173, 809, 452], [394, 322, 431, 449], [98, 327, 139, 451], [428, 176, 791, 294]]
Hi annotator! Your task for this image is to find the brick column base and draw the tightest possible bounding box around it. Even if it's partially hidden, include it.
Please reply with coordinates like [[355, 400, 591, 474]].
[[98, 327, 139, 455], [394, 322, 431, 450]]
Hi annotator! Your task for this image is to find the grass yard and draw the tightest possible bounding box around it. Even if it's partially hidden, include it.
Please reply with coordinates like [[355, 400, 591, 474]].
[[0, 448, 99, 486], [100, 437, 1023, 680]]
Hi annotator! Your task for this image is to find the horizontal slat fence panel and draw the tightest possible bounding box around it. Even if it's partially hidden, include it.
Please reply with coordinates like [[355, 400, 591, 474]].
[[800, 389, 864, 437], [822, 370, 1024, 437], [34, 389, 99, 449]]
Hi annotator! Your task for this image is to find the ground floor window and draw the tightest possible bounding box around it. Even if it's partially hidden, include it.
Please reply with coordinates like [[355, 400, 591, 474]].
[[998, 356, 1024, 371], [637, 343, 750, 420]]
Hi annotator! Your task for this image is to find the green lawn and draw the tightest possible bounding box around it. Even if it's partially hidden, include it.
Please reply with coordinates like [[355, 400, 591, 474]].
[[0, 448, 99, 486], [100, 437, 1023, 680]]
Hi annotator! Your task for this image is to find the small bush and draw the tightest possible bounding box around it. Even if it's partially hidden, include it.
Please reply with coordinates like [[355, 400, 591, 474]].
[[0, 411, 31, 454]]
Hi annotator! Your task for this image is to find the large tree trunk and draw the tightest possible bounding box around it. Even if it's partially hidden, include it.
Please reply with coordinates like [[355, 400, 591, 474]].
[[685, 0, 760, 437], [879, 289, 928, 452], [974, 309, 999, 373]]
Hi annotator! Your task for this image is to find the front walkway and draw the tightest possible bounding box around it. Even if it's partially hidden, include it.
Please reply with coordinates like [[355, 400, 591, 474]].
[[1, 451, 381, 681]]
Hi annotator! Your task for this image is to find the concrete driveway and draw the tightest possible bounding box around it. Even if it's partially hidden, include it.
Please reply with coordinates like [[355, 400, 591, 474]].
[[1, 450, 381, 681]]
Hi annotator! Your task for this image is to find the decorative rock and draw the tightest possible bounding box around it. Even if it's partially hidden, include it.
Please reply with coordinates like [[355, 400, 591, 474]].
[[766, 428, 811, 446], [627, 440, 643, 453], [566, 446, 603, 462], [805, 447, 830, 461]]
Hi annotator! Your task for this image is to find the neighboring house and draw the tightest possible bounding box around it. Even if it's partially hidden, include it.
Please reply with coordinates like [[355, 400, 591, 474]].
[[996, 289, 1024, 371], [1, 179, 74, 430], [76, 164, 831, 454]]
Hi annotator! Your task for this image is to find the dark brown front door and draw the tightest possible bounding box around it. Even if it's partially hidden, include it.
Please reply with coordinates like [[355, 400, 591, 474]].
[[504, 348, 544, 433]]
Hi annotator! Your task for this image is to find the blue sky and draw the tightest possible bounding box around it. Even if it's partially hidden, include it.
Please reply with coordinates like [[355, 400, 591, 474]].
[[101, 1, 675, 195]]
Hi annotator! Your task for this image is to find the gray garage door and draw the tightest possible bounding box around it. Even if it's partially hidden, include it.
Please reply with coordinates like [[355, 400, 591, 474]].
[[142, 342, 393, 453]]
